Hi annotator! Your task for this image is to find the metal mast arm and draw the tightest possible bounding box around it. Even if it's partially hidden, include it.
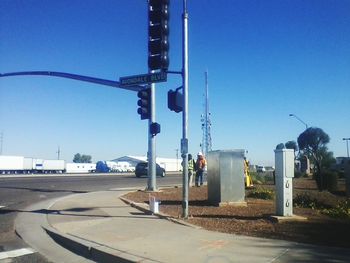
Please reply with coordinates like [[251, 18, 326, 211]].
[[0, 71, 143, 92]]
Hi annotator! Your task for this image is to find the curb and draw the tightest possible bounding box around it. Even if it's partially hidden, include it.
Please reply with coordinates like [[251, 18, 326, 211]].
[[43, 223, 154, 263], [38, 186, 197, 262]]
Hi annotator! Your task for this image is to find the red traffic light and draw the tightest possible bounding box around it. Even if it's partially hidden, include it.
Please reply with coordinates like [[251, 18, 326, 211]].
[[137, 88, 151, 120]]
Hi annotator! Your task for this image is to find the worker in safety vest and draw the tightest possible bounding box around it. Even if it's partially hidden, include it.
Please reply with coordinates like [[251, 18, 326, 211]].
[[187, 154, 196, 187], [181, 154, 196, 187], [195, 152, 206, 187]]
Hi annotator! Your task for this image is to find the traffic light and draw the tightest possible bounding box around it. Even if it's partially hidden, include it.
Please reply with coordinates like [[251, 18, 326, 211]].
[[168, 88, 183, 113], [137, 88, 151, 120], [148, 0, 169, 71], [150, 122, 161, 136]]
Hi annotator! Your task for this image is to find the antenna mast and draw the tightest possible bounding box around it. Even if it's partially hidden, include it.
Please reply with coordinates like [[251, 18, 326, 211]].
[[201, 71, 212, 156]]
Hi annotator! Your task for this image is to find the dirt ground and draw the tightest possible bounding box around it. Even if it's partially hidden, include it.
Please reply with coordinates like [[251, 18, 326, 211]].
[[123, 178, 350, 248]]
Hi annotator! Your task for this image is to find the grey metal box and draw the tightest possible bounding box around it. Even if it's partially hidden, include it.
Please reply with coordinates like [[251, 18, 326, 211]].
[[275, 149, 294, 216], [207, 150, 246, 206]]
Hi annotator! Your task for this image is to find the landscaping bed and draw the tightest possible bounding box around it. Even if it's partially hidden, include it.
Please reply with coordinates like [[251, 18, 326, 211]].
[[123, 178, 350, 248]]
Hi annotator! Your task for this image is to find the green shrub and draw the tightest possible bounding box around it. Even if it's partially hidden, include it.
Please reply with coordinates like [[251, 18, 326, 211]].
[[338, 170, 345, 179], [249, 172, 275, 185], [322, 200, 350, 219], [294, 171, 303, 178], [323, 171, 338, 192], [248, 188, 274, 200], [302, 173, 309, 178], [293, 193, 322, 209], [250, 172, 263, 185]]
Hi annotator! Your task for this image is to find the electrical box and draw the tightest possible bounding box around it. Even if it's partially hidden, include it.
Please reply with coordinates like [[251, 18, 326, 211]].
[[207, 150, 246, 206], [275, 149, 294, 216]]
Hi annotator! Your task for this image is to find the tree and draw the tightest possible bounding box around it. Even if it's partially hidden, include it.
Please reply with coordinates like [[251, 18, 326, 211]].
[[285, 140, 298, 153], [297, 127, 330, 190], [73, 153, 81, 163], [80, 154, 92, 163], [73, 153, 92, 163]]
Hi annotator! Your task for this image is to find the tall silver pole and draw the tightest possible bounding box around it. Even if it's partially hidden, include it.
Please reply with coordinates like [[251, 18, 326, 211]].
[[0, 132, 3, 155], [147, 81, 157, 191], [205, 71, 209, 157], [343, 138, 350, 158], [182, 0, 189, 218], [57, 146, 60, 160], [176, 149, 179, 171]]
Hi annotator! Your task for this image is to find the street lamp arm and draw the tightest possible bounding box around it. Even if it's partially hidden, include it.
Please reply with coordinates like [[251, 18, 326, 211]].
[[0, 71, 143, 92], [294, 115, 308, 128], [289, 113, 308, 129]]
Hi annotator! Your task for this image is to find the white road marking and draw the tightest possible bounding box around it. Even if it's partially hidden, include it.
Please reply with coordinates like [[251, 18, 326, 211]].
[[0, 248, 36, 260], [0, 205, 6, 209]]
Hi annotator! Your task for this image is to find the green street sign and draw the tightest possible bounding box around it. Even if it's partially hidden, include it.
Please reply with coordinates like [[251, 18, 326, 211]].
[[120, 72, 167, 86]]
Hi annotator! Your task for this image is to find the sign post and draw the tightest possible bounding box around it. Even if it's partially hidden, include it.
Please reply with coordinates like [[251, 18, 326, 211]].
[[182, 0, 189, 219]]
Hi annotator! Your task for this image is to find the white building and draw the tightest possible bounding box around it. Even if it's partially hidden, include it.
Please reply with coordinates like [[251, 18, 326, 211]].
[[112, 156, 182, 172]]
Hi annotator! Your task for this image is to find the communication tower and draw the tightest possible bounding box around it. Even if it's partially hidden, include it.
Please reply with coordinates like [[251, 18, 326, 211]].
[[201, 71, 212, 156]]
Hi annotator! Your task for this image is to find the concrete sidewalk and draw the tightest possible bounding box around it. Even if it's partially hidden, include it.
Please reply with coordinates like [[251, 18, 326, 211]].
[[42, 189, 350, 263]]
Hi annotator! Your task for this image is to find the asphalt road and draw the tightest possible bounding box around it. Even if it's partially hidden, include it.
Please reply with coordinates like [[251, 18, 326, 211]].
[[0, 172, 182, 262]]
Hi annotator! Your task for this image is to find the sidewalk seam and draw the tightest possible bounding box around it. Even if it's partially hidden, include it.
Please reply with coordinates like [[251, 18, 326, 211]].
[[119, 196, 202, 229]]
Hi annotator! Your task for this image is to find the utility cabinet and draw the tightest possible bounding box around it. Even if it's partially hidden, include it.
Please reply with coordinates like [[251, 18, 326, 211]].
[[275, 149, 294, 216], [207, 150, 246, 206]]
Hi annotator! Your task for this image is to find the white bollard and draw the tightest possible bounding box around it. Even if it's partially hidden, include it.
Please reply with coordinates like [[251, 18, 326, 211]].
[[149, 196, 159, 213], [275, 149, 294, 216]]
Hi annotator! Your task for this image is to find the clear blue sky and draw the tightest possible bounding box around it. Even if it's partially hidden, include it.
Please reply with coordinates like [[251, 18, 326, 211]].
[[1, 0, 349, 166]]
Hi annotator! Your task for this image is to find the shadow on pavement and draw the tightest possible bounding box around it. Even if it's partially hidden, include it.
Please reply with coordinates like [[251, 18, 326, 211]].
[[0, 206, 158, 220], [0, 186, 88, 194]]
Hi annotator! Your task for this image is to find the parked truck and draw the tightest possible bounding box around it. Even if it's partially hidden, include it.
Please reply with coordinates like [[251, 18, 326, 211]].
[[23, 157, 33, 174], [33, 159, 44, 173], [42, 159, 65, 173], [0, 156, 25, 174], [0, 155, 97, 175], [95, 161, 110, 173], [65, 163, 96, 173]]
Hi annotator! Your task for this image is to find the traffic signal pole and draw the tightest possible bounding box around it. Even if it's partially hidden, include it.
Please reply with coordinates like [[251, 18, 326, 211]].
[[147, 0, 170, 191], [147, 80, 157, 191], [182, 0, 189, 218]]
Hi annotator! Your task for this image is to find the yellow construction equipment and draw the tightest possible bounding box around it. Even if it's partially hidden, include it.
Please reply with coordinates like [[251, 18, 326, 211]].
[[244, 158, 253, 188]]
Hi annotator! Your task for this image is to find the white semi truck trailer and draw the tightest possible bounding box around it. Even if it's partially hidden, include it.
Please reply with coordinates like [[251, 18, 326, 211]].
[[42, 159, 65, 173], [0, 156, 36, 174], [0, 156, 65, 174]]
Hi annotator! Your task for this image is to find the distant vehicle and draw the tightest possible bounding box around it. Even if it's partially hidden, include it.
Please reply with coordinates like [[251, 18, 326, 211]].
[[65, 163, 96, 173], [42, 159, 65, 174], [95, 161, 110, 173], [135, 162, 165, 178], [0, 156, 27, 174], [264, 166, 275, 172], [0, 155, 65, 174], [128, 167, 135, 172], [256, 166, 266, 173]]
